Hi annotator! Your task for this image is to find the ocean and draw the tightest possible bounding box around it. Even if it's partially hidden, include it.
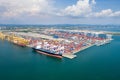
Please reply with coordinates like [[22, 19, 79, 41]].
[[0, 25, 120, 80]]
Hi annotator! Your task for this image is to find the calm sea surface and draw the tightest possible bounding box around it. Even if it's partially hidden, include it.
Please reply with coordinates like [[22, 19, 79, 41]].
[[0, 26, 120, 80]]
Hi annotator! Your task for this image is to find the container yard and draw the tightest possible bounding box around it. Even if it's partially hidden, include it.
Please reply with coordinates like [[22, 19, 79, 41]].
[[0, 28, 113, 59]]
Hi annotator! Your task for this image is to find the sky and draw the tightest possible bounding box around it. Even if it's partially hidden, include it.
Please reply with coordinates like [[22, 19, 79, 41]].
[[0, 0, 120, 24]]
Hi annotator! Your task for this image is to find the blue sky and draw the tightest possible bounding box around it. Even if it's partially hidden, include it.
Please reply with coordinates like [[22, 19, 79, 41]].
[[0, 0, 120, 24], [55, 0, 120, 11]]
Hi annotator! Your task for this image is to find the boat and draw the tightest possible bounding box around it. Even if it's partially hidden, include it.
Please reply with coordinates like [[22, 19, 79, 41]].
[[13, 41, 26, 47], [32, 46, 63, 58], [13, 42, 26, 47]]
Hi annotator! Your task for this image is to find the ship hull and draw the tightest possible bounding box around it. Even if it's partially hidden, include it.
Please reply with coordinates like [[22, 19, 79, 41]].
[[32, 48, 62, 59], [13, 42, 26, 47]]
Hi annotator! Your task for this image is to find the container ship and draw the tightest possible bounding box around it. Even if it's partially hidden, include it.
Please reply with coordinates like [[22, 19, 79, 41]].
[[32, 45, 63, 59]]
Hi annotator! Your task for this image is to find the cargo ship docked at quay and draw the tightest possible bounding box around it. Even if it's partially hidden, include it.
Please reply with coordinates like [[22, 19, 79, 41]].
[[32, 46, 63, 59]]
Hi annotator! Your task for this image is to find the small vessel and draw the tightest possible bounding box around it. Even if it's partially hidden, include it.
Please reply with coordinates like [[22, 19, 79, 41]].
[[32, 45, 63, 58], [13, 41, 26, 47], [13, 42, 26, 47]]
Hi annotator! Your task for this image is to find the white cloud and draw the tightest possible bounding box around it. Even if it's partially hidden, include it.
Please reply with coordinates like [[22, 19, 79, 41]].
[[110, 11, 120, 17], [58, 0, 120, 18], [87, 9, 120, 18], [0, 0, 120, 19], [58, 0, 96, 17], [96, 9, 113, 17], [0, 0, 54, 18], [91, 0, 96, 5]]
